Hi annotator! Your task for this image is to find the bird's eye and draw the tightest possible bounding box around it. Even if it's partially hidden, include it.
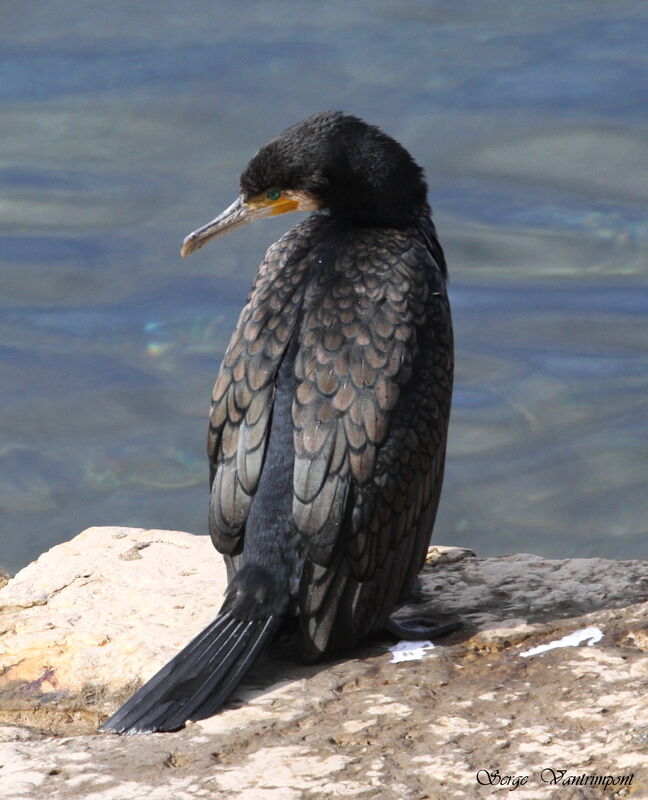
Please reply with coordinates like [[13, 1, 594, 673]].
[[266, 188, 281, 201]]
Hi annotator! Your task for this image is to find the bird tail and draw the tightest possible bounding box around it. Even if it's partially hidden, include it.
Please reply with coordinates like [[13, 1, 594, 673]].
[[99, 610, 281, 734]]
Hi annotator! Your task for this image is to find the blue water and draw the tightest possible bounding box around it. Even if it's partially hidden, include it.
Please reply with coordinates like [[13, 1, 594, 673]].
[[1, 1, 647, 572]]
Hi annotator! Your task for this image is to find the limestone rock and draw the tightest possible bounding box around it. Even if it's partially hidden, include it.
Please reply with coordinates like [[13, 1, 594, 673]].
[[1, 527, 648, 799], [0, 527, 226, 733]]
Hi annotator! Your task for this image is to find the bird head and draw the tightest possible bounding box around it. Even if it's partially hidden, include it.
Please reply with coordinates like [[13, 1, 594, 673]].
[[181, 111, 428, 257]]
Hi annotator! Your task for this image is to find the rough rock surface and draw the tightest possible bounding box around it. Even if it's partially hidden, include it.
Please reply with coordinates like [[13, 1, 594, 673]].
[[1, 527, 648, 799], [0, 527, 227, 735]]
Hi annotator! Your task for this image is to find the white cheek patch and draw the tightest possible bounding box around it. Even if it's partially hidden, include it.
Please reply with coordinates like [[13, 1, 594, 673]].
[[520, 626, 604, 658], [388, 640, 436, 663]]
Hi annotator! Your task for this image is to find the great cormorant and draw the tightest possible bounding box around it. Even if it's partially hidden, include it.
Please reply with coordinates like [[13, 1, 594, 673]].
[[101, 111, 455, 734]]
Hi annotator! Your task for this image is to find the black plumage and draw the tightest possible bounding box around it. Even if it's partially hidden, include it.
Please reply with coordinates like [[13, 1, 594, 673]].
[[100, 111, 455, 734]]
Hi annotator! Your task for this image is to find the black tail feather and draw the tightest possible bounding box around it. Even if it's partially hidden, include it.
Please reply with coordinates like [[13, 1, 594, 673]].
[[189, 615, 279, 722], [100, 612, 281, 734]]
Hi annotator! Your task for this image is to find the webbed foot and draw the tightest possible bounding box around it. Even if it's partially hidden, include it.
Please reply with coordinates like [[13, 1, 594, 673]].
[[385, 616, 462, 641]]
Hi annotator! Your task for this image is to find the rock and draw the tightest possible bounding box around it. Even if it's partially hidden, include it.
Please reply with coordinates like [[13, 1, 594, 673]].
[[1, 527, 647, 799], [0, 527, 226, 735]]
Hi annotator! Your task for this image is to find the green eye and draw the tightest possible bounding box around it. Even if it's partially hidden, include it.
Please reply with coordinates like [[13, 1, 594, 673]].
[[266, 188, 281, 201]]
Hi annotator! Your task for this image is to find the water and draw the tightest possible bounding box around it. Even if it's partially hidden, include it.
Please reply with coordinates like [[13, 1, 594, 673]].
[[1, 1, 647, 573]]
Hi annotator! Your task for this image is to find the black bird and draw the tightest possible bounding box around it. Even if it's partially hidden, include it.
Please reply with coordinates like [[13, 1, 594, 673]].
[[101, 111, 455, 734]]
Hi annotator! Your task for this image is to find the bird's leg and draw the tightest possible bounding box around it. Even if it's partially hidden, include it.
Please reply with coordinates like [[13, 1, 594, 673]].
[[385, 578, 462, 641], [404, 576, 425, 604]]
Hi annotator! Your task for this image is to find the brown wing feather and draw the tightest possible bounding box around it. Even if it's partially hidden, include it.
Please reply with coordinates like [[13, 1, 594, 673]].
[[293, 228, 426, 559], [208, 223, 316, 554], [296, 225, 453, 658]]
